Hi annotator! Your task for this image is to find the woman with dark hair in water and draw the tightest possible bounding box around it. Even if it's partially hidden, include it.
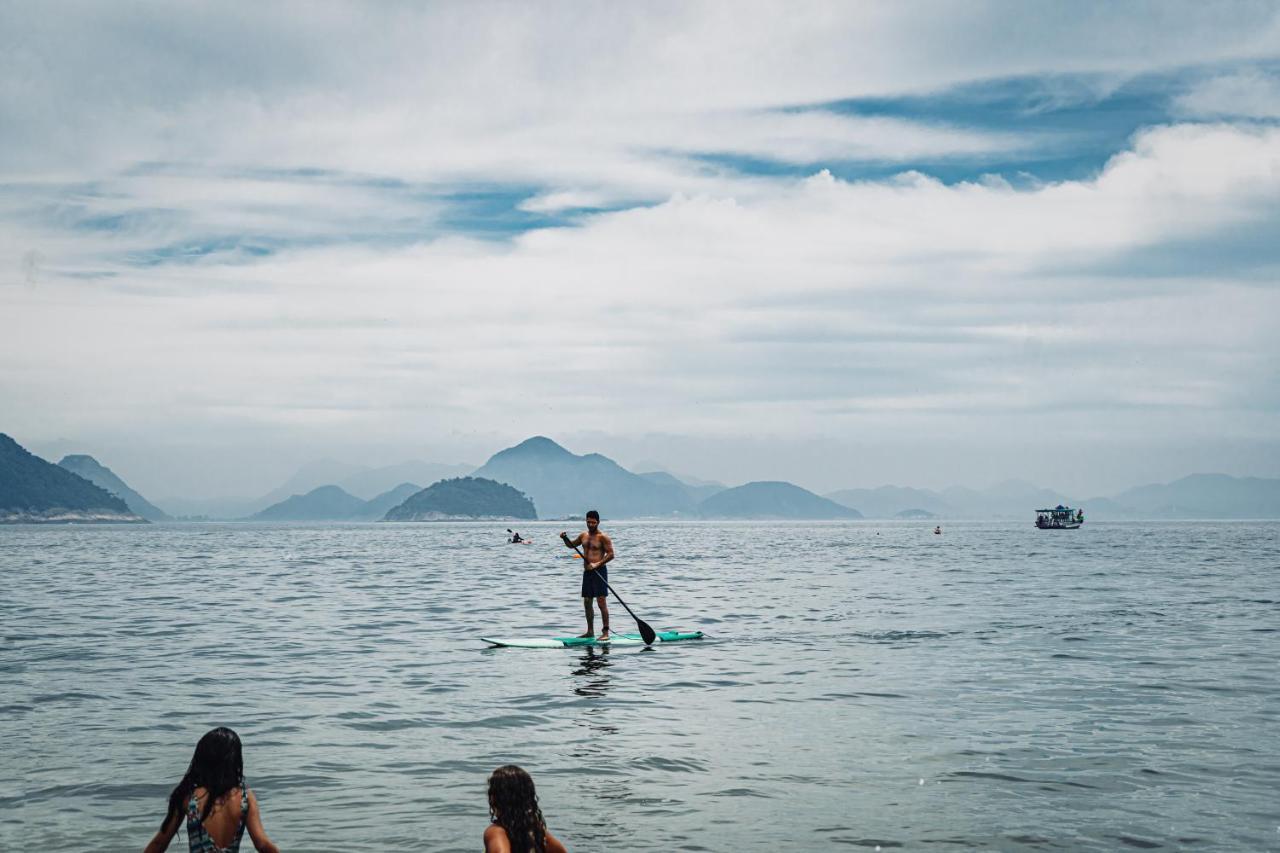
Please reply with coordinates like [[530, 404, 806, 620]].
[[143, 727, 279, 853], [484, 765, 568, 853]]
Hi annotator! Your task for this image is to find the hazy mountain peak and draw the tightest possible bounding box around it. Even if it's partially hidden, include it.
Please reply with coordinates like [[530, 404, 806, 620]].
[[249, 484, 366, 521], [474, 436, 695, 518], [699, 481, 861, 520], [56, 453, 170, 521], [59, 453, 96, 466], [494, 436, 573, 460]]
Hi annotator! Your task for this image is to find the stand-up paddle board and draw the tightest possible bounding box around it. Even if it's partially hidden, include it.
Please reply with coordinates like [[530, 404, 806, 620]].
[[482, 630, 704, 649]]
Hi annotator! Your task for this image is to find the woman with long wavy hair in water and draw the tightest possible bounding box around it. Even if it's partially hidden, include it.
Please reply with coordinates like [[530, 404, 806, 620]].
[[484, 765, 568, 853], [143, 727, 279, 853]]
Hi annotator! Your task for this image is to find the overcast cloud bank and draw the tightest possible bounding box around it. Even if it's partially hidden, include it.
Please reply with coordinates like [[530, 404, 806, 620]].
[[3, 2, 1279, 498]]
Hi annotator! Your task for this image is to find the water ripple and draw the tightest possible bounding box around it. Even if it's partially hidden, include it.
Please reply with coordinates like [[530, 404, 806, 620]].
[[2, 520, 1278, 851]]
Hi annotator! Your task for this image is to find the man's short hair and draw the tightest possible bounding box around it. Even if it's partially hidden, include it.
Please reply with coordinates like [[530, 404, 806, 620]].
[[586, 509, 600, 520]]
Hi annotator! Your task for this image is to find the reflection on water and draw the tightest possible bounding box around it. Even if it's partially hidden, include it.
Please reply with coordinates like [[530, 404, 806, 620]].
[[572, 645, 613, 696], [572, 646, 618, 738]]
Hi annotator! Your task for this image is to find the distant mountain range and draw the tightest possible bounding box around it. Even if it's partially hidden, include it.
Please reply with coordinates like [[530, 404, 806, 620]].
[[249, 482, 424, 521], [251, 439, 1280, 521], [637, 470, 725, 502], [338, 461, 474, 501], [7, 431, 1280, 522], [825, 485, 954, 519], [472, 436, 696, 518], [1108, 473, 1280, 519], [471, 438, 852, 519], [247, 458, 474, 510], [57, 454, 170, 520], [155, 458, 476, 518], [249, 484, 371, 521], [1, 434, 145, 523], [699, 481, 861, 520], [353, 482, 423, 521], [826, 474, 1280, 519]]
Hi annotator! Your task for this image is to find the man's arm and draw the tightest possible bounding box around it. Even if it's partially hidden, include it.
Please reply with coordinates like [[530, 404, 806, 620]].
[[560, 532, 583, 548]]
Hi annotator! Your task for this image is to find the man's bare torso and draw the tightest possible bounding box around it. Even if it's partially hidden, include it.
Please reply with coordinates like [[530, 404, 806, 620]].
[[573, 531, 612, 568]]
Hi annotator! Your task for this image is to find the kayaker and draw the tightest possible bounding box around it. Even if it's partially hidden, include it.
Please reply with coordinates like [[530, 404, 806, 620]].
[[510, 531, 524, 543], [560, 510, 614, 641], [483, 765, 568, 853]]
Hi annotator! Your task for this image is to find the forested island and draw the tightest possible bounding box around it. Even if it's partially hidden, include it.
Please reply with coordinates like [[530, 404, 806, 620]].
[[383, 477, 536, 521]]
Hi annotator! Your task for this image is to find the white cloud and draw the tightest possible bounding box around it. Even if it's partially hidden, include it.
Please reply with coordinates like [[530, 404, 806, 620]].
[[5, 125, 1277, 459], [3, 3, 1280, 494], [1174, 69, 1280, 119]]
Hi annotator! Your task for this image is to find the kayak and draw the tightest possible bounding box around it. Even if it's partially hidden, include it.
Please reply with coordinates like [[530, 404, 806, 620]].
[[482, 630, 704, 649]]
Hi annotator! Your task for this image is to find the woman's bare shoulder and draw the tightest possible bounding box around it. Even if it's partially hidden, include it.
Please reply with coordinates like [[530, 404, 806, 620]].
[[483, 824, 510, 852]]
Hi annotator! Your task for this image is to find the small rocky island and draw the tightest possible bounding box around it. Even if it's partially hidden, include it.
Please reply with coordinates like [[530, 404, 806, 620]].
[[383, 476, 536, 521], [1, 434, 146, 523]]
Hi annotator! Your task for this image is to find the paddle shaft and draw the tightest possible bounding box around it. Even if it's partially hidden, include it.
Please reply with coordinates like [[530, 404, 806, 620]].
[[566, 537, 655, 644]]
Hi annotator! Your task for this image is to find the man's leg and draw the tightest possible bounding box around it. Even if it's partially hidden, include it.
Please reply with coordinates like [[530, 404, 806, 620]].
[[597, 595, 610, 639], [580, 597, 594, 638]]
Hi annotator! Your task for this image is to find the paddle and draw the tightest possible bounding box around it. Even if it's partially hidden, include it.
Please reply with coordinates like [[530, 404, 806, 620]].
[[563, 533, 657, 646]]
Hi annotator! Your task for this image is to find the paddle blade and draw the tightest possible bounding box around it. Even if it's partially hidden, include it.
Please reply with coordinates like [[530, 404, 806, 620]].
[[637, 619, 657, 646]]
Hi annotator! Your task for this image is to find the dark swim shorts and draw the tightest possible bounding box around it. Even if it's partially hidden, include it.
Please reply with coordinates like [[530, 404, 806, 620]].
[[581, 565, 608, 598]]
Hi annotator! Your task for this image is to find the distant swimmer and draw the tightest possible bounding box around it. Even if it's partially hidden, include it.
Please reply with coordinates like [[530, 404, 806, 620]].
[[561, 510, 614, 641], [484, 765, 568, 853], [143, 727, 280, 853], [934, 526, 942, 535]]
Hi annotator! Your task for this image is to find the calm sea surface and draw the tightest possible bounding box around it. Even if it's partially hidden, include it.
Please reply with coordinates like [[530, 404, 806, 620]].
[[1, 521, 1277, 851]]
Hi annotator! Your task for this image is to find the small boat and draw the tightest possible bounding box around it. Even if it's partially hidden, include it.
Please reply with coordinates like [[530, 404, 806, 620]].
[[1036, 505, 1083, 529]]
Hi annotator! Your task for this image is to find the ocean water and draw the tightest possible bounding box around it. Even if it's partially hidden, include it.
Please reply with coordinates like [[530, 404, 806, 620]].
[[1, 520, 1277, 852]]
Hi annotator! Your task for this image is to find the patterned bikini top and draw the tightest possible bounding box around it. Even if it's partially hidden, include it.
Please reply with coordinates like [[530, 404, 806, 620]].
[[185, 785, 249, 853]]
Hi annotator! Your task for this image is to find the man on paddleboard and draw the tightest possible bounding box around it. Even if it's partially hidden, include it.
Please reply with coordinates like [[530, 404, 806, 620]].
[[560, 510, 614, 640]]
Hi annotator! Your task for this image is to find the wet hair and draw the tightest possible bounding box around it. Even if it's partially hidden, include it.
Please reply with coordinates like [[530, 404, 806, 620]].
[[161, 727, 244, 829], [585, 510, 600, 521], [488, 765, 547, 853]]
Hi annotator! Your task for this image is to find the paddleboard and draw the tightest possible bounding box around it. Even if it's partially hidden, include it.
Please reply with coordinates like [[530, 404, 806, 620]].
[[482, 630, 704, 649]]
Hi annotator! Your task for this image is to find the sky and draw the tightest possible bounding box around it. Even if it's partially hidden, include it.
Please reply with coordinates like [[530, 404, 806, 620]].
[[2, 1, 1279, 501]]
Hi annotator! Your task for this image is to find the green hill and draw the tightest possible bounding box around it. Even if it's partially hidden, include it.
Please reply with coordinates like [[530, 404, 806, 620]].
[[383, 477, 536, 521], [1, 434, 145, 523]]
